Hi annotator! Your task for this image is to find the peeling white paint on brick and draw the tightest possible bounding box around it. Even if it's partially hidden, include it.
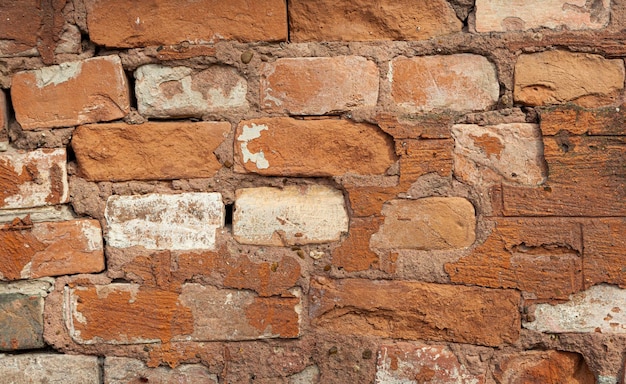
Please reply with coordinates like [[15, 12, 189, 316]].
[[0, 278, 54, 296], [34, 61, 83, 88], [237, 123, 270, 169], [105, 192, 224, 250], [524, 285, 626, 333]]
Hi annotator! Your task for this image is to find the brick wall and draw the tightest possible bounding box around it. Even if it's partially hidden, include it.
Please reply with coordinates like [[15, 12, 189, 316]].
[[1, 1, 625, 383]]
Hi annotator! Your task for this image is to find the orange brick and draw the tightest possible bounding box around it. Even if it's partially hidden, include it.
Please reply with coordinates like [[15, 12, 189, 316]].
[[583, 218, 626, 288], [332, 217, 384, 272], [493, 351, 594, 383], [539, 105, 626, 136]]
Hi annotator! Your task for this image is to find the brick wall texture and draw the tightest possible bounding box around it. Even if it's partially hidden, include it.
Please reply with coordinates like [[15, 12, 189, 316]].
[[1, 1, 626, 383]]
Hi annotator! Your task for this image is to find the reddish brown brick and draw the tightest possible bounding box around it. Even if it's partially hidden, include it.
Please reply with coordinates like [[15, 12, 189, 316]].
[[540, 105, 626, 136], [492, 351, 594, 384], [583, 218, 626, 289], [397, 139, 453, 186], [332, 217, 383, 272]]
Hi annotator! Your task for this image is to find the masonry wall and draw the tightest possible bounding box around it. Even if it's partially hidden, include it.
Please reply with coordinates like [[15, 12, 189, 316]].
[[1, 0, 625, 383]]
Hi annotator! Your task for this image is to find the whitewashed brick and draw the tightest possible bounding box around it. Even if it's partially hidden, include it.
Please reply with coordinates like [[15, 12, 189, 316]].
[[105, 192, 224, 250], [233, 185, 349, 246], [524, 285, 626, 333], [0, 354, 99, 383], [105, 357, 218, 384]]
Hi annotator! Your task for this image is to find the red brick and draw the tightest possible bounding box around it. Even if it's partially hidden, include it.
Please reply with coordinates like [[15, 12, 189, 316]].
[[260, 56, 379, 115], [85, 0, 287, 47], [0, 218, 104, 280], [540, 105, 626, 136], [345, 185, 401, 217], [0, 294, 44, 350], [492, 351, 594, 384], [72, 122, 230, 181], [0, 148, 68, 209], [11, 55, 130, 129], [289, 0, 462, 42], [234, 118, 396, 176], [332, 217, 383, 272], [583, 218, 626, 289], [446, 218, 583, 301], [310, 278, 520, 346]]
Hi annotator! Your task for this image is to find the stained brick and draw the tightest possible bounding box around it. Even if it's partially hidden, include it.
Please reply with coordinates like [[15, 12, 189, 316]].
[[0, 293, 44, 350], [289, 0, 462, 42], [475, 0, 610, 32], [85, 0, 287, 47], [583, 218, 626, 289], [105, 357, 218, 384], [446, 218, 583, 301], [105, 193, 224, 251], [514, 51, 625, 107], [233, 186, 348, 246], [492, 351, 594, 384], [72, 121, 230, 181], [260, 56, 379, 115], [135, 65, 247, 118], [0, 218, 104, 280], [390, 55, 499, 112], [234, 118, 396, 176], [310, 278, 520, 346], [370, 197, 476, 250], [0, 354, 99, 383], [539, 105, 626, 136], [0, 148, 68, 209]]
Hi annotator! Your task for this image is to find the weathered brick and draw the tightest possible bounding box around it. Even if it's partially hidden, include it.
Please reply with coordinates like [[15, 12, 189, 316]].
[[0, 148, 68, 209], [344, 185, 401, 217], [370, 197, 476, 250], [514, 51, 625, 107], [493, 351, 594, 384], [0, 218, 104, 280], [397, 139, 453, 186], [390, 55, 499, 112], [66, 283, 301, 343], [11, 55, 130, 129], [332, 217, 384, 272], [135, 65, 247, 118], [583, 219, 626, 289], [475, 0, 610, 32], [233, 186, 348, 246], [0, 354, 99, 383], [289, 0, 462, 42], [0, 90, 7, 150], [453, 123, 547, 186], [376, 343, 485, 383], [105, 357, 218, 384], [234, 118, 396, 176], [446, 218, 583, 301], [105, 193, 224, 251], [72, 121, 230, 181], [85, 0, 287, 47], [540, 105, 626, 136], [260, 56, 379, 115], [500, 135, 626, 216], [524, 285, 626, 333], [0, 0, 41, 56], [376, 112, 454, 139]]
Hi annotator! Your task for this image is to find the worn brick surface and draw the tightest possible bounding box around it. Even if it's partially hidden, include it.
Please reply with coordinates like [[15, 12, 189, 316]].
[[66, 283, 301, 343], [135, 65, 247, 118], [0, 354, 99, 383], [493, 351, 595, 383], [0, 293, 44, 350], [233, 185, 348, 246], [332, 217, 384, 272], [11, 55, 130, 129], [376, 343, 485, 383], [105, 193, 224, 251], [397, 139, 454, 186], [0, 218, 103, 280], [584, 219, 626, 288], [446, 218, 583, 301], [260, 56, 378, 115], [0, 0, 42, 55], [540, 106, 626, 136], [105, 357, 218, 383], [72, 121, 230, 181], [514, 51, 625, 107], [390, 55, 499, 112], [475, 0, 610, 32], [310, 278, 520, 346], [0, 148, 68, 209], [234, 118, 396, 176], [289, 0, 462, 42], [85, 0, 287, 47], [370, 197, 476, 250]]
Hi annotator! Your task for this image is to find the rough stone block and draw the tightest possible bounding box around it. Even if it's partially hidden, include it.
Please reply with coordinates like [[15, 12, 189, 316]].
[[0, 354, 99, 383], [104, 357, 218, 383], [0, 293, 44, 350]]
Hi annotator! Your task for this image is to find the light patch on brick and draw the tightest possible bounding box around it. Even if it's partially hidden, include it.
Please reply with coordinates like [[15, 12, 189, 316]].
[[34, 61, 83, 88], [524, 285, 626, 333], [0, 354, 99, 383], [105, 192, 224, 250], [237, 123, 270, 169], [104, 357, 218, 383]]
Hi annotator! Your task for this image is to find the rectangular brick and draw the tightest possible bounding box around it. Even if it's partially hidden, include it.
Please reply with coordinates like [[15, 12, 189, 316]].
[[105, 357, 218, 384], [85, 0, 287, 47], [105, 193, 224, 251], [375, 113, 453, 139], [0, 354, 99, 383], [500, 135, 626, 216], [0, 148, 68, 209], [310, 278, 520, 346], [234, 118, 396, 176], [11, 55, 130, 129], [583, 218, 626, 288], [233, 185, 348, 246], [72, 121, 230, 181], [260, 56, 378, 115], [397, 139, 453, 186], [0, 0, 41, 56], [0, 218, 104, 280], [475, 0, 610, 32], [66, 283, 301, 344], [135, 65, 247, 118], [390, 55, 499, 112], [289, 0, 461, 42], [540, 106, 626, 136], [445, 218, 583, 301]]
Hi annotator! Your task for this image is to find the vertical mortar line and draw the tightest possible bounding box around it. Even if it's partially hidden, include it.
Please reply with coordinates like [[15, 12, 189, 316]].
[[285, 0, 291, 43], [98, 355, 105, 384]]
